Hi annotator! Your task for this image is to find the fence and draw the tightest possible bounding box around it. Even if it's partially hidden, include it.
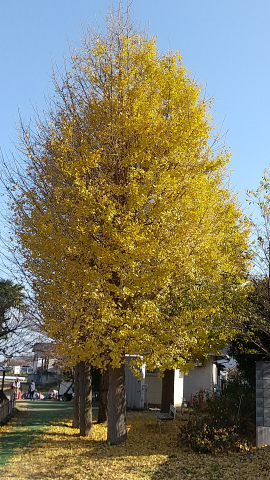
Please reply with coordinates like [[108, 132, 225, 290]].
[[0, 394, 16, 422]]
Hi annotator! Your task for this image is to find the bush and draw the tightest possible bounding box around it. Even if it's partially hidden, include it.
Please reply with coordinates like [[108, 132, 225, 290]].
[[179, 377, 256, 453], [179, 416, 241, 454]]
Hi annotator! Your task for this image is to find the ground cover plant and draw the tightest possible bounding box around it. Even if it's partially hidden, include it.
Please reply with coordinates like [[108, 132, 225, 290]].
[[1, 403, 270, 480]]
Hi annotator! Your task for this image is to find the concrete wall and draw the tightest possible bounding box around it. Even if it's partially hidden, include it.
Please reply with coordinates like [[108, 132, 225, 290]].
[[28, 372, 61, 385], [256, 361, 270, 447]]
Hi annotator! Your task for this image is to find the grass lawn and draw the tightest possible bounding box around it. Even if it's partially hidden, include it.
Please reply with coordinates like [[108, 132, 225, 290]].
[[1, 404, 270, 479]]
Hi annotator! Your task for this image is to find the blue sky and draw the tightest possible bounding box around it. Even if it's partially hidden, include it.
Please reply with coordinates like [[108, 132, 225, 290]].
[[1, 0, 270, 210], [0, 1, 268, 357]]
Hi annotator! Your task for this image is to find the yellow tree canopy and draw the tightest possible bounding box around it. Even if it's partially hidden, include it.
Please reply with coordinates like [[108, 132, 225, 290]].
[[10, 22, 251, 371]]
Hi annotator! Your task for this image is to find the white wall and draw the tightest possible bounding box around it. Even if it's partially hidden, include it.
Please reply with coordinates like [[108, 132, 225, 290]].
[[145, 369, 184, 407], [183, 359, 218, 403], [174, 369, 184, 407], [125, 363, 145, 409], [125, 355, 145, 409], [145, 373, 162, 406]]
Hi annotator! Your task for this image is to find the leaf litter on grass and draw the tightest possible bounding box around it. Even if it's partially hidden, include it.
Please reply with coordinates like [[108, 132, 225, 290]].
[[1, 410, 270, 480]]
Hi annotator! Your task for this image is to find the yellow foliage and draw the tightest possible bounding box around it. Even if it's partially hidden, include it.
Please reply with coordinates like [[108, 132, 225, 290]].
[[9, 12, 251, 370]]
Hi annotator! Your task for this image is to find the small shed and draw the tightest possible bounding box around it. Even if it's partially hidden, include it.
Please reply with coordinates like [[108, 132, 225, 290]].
[[125, 355, 146, 409]]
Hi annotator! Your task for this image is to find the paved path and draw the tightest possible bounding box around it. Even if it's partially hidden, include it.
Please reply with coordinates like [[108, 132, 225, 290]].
[[0, 400, 73, 474]]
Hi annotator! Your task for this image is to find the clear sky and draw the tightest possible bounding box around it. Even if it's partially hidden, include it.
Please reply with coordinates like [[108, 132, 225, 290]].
[[0, 1, 268, 359], [1, 0, 270, 209]]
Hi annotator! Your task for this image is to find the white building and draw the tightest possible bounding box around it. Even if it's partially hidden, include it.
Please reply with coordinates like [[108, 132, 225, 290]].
[[32, 342, 57, 373], [145, 368, 184, 407], [125, 356, 146, 409], [125, 355, 223, 408], [183, 357, 218, 403], [125, 356, 184, 408]]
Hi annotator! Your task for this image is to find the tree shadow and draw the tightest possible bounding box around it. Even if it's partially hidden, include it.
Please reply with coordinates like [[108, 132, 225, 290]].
[[19, 410, 180, 457], [0, 406, 183, 479]]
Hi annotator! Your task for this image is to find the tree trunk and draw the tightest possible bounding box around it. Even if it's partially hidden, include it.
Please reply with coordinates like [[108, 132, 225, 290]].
[[161, 369, 174, 412], [72, 364, 80, 428], [98, 368, 109, 423], [107, 363, 127, 444], [79, 361, 93, 436]]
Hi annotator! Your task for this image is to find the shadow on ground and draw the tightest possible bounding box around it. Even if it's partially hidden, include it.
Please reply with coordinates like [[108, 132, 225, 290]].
[[0, 400, 77, 471]]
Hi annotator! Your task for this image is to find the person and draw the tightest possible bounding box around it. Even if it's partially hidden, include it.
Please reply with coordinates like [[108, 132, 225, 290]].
[[29, 380, 35, 400], [13, 377, 21, 399]]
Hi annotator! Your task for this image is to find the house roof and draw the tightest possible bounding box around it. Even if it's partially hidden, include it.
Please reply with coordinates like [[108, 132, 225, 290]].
[[32, 342, 56, 356], [6, 355, 34, 366]]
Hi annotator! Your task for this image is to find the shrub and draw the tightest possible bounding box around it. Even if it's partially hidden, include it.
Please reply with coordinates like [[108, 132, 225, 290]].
[[179, 413, 246, 454], [179, 377, 255, 453]]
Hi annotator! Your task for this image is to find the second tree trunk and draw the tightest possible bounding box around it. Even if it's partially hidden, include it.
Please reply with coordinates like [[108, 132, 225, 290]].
[[79, 361, 93, 436], [161, 369, 174, 413]]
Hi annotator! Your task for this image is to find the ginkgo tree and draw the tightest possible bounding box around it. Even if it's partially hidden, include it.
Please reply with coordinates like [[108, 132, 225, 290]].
[[6, 5, 251, 443]]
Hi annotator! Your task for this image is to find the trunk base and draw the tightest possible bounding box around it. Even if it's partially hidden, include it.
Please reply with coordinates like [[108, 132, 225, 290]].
[[107, 363, 127, 444], [79, 361, 93, 436]]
